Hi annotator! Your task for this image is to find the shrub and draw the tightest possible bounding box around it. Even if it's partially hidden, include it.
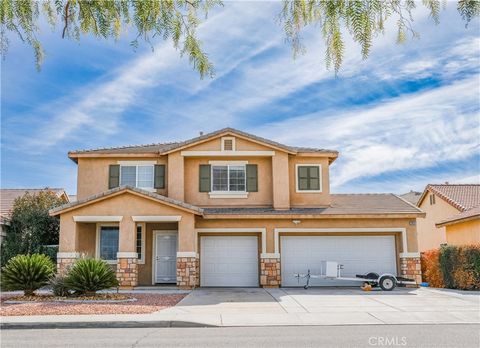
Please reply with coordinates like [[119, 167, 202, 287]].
[[65, 259, 119, 296], [422, 244, 480, 290], [452, 245, 480, 290], [439, 245, 458, 288], [421, 249, 444, 288], [50, 275, 71, 297], [1, 254, 55, 296], [1, 191, 64, 266]]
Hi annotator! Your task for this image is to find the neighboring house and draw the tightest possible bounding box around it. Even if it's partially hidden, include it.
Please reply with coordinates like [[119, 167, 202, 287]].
[[50, 128, 424, 289], [400, 191, 422, 206], [436, 205, 480, 246], [416, 184, 480, 251], [0, 188, 70, 243]]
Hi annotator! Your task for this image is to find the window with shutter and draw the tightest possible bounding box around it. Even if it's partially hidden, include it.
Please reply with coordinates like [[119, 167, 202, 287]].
[[199, 164, 211, 192], [296, 164, 322, 192]]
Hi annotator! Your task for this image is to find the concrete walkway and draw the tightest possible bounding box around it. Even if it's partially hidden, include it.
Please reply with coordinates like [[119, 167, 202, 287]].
[[2, 287, 479, 328]]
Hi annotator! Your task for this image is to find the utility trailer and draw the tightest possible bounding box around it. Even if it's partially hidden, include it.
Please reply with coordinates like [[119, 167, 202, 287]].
[[294, 261, 415, 291]]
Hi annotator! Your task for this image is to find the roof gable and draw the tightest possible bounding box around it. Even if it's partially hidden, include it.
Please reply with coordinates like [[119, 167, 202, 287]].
[[436, 205, 480, 227], [68, 128, 338, 161], [49, 186, 203, 216], [1, 188, 69, 219], [417, 184, 480, 211]]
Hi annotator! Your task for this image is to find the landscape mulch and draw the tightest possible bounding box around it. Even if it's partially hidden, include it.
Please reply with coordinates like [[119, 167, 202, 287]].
[[0, 293, 186, 316]]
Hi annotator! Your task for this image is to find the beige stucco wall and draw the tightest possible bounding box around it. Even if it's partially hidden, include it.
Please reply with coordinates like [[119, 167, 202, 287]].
[[289, 156, 331, 207], [272, 152, 290, 209], [58, 191, 197, 253], [180, 136, 274, 152], [76, 222, 96, 257], [417, 192, 460, 251], [445, 219, 480, 246], [184, 156, 273, 207], [167, 152, 184, 201], [59, 183, 418, 284], [77, 157, 168, 200], [195, 217, 418, 255], [74, 136, 336, 210]]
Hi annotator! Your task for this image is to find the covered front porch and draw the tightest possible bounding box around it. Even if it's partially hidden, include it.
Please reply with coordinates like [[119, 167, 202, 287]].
[[51, 187, 202, 289]]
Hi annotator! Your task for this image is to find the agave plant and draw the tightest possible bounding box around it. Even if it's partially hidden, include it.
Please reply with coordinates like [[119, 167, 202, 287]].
[[65, 259, 118, 296], [1, 254, 55, 296], [50, 274, 72, 297]]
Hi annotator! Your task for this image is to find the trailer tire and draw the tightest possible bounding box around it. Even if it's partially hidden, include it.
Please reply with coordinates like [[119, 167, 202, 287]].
[[379, 276, 396, 291]]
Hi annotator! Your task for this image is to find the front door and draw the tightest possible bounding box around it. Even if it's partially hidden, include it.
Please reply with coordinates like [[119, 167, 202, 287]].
[[154, 232, 178, 283]]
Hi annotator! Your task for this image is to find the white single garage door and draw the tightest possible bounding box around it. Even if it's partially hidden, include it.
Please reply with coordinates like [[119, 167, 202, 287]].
[[281, 235, 397, 287], [200, 236, 259, 287]]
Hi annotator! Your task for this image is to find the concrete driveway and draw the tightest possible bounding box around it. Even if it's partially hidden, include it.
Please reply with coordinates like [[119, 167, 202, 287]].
[[161, 287, 480, 326]]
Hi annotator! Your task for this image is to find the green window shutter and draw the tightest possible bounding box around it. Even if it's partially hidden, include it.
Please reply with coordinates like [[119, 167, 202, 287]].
[[246, 164, 258, 192], [298, 166, 309, 190], [154, 164, 165, 189], [199, 164, 211, 192], [108, 165, 120, 189], [309, 166, 320, 190]]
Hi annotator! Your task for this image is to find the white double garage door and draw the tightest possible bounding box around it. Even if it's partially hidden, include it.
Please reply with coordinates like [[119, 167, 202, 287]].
[[200, 235, 397, 287]]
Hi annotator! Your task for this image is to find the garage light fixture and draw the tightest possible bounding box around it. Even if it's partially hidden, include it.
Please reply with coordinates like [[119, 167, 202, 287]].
[[292, 220, 301, 225]]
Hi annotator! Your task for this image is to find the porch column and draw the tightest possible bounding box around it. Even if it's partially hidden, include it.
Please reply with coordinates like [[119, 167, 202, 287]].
[[399, 225, 421, 286], [57, 216, 80, 274], [176, 214, 198, 289], [116, 217, 138, 289], [400, 253, 422, 286], [260, 255, 281, 288]]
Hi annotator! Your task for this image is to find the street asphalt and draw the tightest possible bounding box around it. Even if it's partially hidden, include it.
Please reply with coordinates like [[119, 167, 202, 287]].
[[1, 324, 479, 348]]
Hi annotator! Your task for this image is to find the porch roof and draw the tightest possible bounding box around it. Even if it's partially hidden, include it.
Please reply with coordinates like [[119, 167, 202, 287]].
[[49, 186, 204, 216]]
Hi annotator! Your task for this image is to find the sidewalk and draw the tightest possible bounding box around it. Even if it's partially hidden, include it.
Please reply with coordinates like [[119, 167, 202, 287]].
[[2, 287, 479, 329]]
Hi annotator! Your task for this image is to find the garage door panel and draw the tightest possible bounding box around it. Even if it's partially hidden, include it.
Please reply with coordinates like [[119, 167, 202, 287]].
[[201, 236, 259, 287], [281, 236, 396, 287]]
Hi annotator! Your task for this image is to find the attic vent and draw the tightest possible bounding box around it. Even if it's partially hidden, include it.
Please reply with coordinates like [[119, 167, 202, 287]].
[[222, 137, 235, 151]]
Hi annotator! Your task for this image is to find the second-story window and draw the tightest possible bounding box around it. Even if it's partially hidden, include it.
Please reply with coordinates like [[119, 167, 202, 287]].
[[120, 165, 154, 189], [296, 164, 322, 192], [212, 165, 246, 192]]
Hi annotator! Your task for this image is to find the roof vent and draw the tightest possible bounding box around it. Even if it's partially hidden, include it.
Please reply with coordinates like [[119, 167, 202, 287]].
[[199, 131, 204, 136]]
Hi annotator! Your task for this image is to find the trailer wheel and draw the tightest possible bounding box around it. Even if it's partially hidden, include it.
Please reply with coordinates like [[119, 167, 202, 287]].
[[379, 276, 396, 291]]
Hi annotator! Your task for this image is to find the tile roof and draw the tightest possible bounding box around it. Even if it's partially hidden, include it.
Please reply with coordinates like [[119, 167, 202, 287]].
[[399, 191, 422, 205], [203, 194, 423, 216], [49, 186, 203, 216], [421, 184, 480, 211], [436, 205, 480, 227], [68, 128, 338, 157], [1, 188, 68, 221]]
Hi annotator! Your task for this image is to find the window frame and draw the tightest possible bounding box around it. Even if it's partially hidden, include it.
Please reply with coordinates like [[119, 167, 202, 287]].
[[95, 223, 120, 264], [295, 164, 322, 193], [117, 161, 156, 191], [136, 223, 146, 264], [208, 160, 248, 198], [221, 136, 236, 151]]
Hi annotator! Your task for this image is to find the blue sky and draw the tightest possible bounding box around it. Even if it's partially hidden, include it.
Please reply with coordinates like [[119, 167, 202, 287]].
[[1, 2, 479, 195]]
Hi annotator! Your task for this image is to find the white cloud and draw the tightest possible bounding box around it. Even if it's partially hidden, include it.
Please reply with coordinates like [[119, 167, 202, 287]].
[[256, 75, 479, 190]]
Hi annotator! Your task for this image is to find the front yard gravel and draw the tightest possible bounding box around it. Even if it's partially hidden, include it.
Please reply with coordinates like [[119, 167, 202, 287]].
[[0, 293, 186, 316]]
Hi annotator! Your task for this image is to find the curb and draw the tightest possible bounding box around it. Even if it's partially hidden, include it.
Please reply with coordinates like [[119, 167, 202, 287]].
[[0, 320, 216, 330]]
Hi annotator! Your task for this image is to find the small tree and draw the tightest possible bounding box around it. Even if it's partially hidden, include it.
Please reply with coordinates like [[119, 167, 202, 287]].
[[1, 191, 65, 266]]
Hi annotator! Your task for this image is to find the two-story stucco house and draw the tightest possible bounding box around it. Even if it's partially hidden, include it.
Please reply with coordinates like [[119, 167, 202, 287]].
[[416, 184, 480, 251], [51, 128, 424, 289]]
